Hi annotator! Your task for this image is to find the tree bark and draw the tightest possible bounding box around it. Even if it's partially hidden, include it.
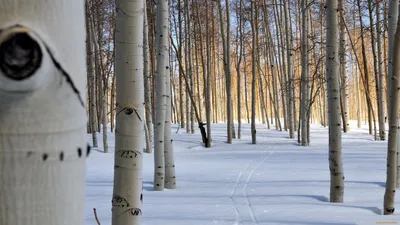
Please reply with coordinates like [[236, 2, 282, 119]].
[[112, 0, 145, 224], [144, 0, 153, 153], [326, 0, 344, 203], [384, 2, 400, 214], [251, 0, 257, 144], [205, 0, 212, 147], [164, 47, 176, 189], [153, 0, 169, 191], [0, 1, 87, 224], [339, 0, 349, 133], [284, 0, 295, 138]]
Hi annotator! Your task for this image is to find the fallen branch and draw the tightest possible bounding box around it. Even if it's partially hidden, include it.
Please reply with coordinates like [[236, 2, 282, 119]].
[[93, 208, 101, 225]]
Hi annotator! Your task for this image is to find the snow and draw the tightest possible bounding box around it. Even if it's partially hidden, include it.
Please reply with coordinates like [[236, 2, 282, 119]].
[[85, 122, 400, 225]]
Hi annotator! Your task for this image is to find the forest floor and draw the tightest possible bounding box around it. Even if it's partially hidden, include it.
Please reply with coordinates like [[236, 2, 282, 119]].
[[85, 121, 399, 225]]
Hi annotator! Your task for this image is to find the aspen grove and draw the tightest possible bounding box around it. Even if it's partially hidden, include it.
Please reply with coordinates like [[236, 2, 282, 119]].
[[2, 0, 400, 224]]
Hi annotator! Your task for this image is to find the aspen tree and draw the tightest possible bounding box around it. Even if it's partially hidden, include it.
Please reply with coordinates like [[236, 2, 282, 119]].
[[153, 0, 169, 191], [326, 0, 344, 203], [376, 0, 386, 140], [164, 47, 176, 189], [144, 0, 153, 153], [251, 0, 257, 144], [339, 0, 349, 133], [383, 2, 400, 215], [206, 0, 212, 147], [0, 0, 87, 224], [112, 0, 145, 224], [284, 0, 295, 139], [300, 0, 310, 146]]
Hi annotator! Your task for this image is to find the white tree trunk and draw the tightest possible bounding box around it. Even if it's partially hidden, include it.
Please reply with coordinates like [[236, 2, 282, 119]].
[[284, 0, 294, 139], [326, 0, 344, 203], [251, 0, 257, 144], [87, 13, 98, 148], [388, 0, 399, 115], [300, 0, 310, 146], [143, 0, 153, 154], [384, 2, 400, 215], [164, 49, 176, 189], [0, 0, 87, 224], [339, 0, 349, 133], [112, 0, 145, 224], [153, 0, 169, 191], [376, 1, 386, 140]]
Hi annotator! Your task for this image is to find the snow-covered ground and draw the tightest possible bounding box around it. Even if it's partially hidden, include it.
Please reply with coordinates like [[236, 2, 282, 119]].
[[85, 122, 400, 225]]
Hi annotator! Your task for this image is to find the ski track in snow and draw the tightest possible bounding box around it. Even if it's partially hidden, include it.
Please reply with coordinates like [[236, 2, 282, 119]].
[[243, 151, 273, 224], [230, 151, 273, 225]]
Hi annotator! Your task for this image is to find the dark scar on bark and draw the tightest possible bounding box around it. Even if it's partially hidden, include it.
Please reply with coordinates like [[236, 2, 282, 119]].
[[44, 45, 84, 107], [87, 143, 91, 157], [77, 147, 82, 158]]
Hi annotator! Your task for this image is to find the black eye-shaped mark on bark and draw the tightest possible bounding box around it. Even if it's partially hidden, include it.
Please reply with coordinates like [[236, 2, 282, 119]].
[[59, 151, 64, 161], [77, 148, 82, 158], [120, 208, 142, 217], [44, 45, 84, 107], [0, 32, 42, 81], [125, 108, 133, 115], [116, 106, 142, 121], [42, 153, 48, 161], [129, 208, 142, 216], [86, 143, 91, 157], [112, 195, 130, 208], [117, 150, 142, 158]]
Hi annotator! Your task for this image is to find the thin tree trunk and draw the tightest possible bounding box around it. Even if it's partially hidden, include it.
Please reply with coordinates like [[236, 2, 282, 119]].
[[367, 0, 385, 140], [326, 0, 344, 203], [153, 0, 169, 191], [376, 0, 386, 140], [164, 47, 176, 189], [217, 0, 233, 144], [300, 0, 310, 146], [236, 0, 243, 139], [357, 0, 373, 135], [144, 0, 153, 153], [383, 3, 400, 214], [87, 13, 98, 148], [284, 0, 295, 138], [339, 0, 349, 133], [111, 75, 116, 132], [205, 0, 212, 147], [387, 0, 399, 115], [177, 0, 185, 129], [251, 0, 257, 144]]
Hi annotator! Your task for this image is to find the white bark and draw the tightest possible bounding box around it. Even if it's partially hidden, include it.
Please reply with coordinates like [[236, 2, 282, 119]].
[[384, 2, 400, 215], [326, 0, 344, 203], [112, 0, 145, 224], [376, 1, 385, 140], [388, 0, 399, 115], [339, 0, 349, 133], [143, 0, 153, 154], [284, 0, 294, 139], [251, 0, 257, 144], [300, 0, 310, 146], [87, 14, 98, 148], [164, 49, 176, 189], [153, 0, 169, 191], [0, 0, 87, 224]]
